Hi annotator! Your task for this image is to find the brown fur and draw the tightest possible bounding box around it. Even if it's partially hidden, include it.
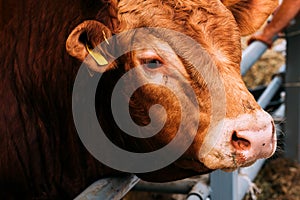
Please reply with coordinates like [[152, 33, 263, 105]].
[[0, 1, 121, 199]]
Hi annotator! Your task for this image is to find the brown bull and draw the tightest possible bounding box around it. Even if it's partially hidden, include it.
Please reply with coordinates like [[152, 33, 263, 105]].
[[0, 0, 277, 199]]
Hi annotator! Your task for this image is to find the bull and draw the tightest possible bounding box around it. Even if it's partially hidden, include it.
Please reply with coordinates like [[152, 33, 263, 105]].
[[0, 0, 277, 199]]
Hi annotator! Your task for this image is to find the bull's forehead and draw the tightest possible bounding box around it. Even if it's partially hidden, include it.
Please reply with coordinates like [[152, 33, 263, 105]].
[[117, 0, 242, 68]]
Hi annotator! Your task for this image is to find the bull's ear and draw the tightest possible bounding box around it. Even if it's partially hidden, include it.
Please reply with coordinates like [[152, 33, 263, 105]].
[[66, 20, 113, 73], [222, 0, 278, 36]]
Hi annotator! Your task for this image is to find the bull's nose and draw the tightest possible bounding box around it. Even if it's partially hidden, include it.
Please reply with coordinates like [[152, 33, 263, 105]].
[[231, 120, 276, 161], [198, 110, 278, 170]]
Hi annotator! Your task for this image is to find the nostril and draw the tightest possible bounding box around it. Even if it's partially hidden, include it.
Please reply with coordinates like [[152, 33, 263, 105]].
[[231, 131, 251, 150]]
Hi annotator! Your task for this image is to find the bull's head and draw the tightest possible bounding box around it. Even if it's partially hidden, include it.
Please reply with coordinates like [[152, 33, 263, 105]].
[[66, 0, 278, 181]]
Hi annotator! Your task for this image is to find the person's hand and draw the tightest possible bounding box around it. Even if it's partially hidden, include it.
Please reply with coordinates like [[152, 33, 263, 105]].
[[247, 32, 274, 48]]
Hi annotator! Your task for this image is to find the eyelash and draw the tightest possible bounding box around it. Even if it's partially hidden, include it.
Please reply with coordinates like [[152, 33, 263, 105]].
[[140, 58, 163, 69]]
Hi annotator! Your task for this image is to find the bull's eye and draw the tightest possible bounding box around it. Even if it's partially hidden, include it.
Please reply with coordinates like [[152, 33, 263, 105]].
[[141, 59, 163, 69]]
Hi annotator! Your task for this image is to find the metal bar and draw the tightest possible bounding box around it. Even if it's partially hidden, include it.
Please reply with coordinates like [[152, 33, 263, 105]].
[[284, 15, 300, 162], [210, 170, 239, 200], [273, 103, 286, 128], [133, 176, 209, 194], [257, 65, 285, 109], [187, 181, 210, 200], [241, 41, 269, 76], [241, 34, 278, 76], [273, 103, 286, 122], [133, 180, 196, 194], [74, 174, 139, 200]]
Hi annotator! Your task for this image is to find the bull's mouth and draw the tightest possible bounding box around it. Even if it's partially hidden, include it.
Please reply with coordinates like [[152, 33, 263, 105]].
[[221, 160, 256, 172], [197, 148, 261, 171], [136, 158, 212, 182], [175, 154, 258, 174], [174, 158, 211, 173]]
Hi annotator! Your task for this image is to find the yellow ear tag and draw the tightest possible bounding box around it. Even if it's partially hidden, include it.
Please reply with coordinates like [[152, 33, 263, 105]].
[[86, 45, 108, 66]]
